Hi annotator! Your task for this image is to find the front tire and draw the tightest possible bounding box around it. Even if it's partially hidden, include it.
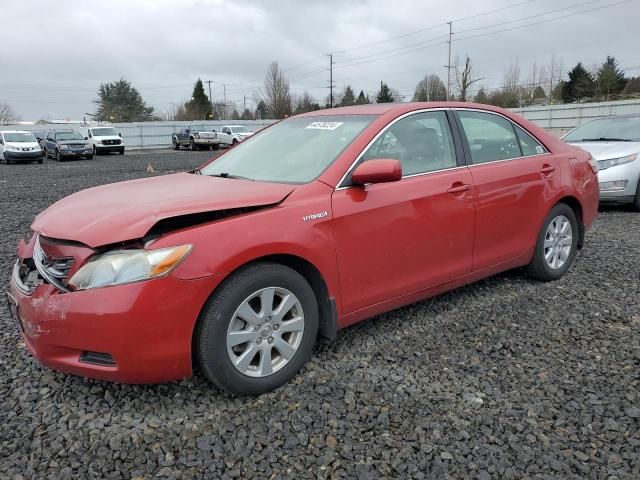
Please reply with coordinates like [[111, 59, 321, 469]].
[[190, 139, 196, 151], [173, 138, 180, 150], [55, 149, 62, 162], [213, 143, 220, 151], [525, 203, 578, 281], [196, 262, 319, 395]]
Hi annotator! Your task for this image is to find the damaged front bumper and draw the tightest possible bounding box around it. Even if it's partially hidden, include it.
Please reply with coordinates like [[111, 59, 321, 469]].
[[8, 235, 223, 383]]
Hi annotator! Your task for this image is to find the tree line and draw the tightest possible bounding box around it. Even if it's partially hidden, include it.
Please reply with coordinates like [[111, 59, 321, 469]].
[[73, 54, 640, 123]]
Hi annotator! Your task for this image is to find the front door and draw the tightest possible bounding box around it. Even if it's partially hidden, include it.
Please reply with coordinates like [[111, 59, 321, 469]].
[[331, 110, 475, 314]]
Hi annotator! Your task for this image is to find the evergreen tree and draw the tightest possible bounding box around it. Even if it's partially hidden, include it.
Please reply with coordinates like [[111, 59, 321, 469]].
[[94, 78, 157, 122], [185, 79, 212, 120], [473, 87, 489, 104], [355, 90, 370, 105], [532, 85, 546, 99], [231, 109, 240, 120], [241, 108, 254, 120], [595, 56, 626, 100], [255, 100, 269, 119], [561, 63, 595, 103], [376, 82, 394, 103], [340, 86, 356, 106]]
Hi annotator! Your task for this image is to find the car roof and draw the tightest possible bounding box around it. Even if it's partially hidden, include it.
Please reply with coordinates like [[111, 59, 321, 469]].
[[1, 130, 33, 134]]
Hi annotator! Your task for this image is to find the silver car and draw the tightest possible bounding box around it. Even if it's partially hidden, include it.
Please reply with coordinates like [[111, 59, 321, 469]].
[[564, 115, 640, 210]]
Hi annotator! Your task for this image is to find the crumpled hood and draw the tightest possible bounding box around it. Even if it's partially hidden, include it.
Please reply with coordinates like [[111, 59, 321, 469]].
[[32, 172, 294, 247], [569, 141, 640, 160]]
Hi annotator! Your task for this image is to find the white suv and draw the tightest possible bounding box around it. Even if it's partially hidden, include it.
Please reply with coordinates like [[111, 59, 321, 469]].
[[0, 130, 44, 164], [78, 126, 125, 155]]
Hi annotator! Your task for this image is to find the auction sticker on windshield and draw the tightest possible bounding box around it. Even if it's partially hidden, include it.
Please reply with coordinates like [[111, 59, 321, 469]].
[[305, 122, 344, 130]]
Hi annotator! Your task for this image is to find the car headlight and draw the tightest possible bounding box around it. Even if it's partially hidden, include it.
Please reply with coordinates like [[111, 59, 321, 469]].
[[95, 140, 102, 145], [597, 154, 637, 171], [6, 145, 21, 151], [194, 133, 200, 139], [69, 244, 192, 291], [60, 144, 71, 150]]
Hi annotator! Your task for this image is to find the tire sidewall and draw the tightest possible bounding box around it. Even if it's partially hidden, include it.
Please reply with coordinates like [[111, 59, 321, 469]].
[[534, 203, 579, 280], [197, 264, 319, 395]]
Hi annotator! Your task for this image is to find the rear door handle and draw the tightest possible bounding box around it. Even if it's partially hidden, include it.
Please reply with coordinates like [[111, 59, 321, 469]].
[[540, 165, 556, 174], [447, 183, 472, 194]]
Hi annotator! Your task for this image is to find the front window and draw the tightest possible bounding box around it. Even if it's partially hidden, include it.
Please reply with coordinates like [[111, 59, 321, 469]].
[[201, 115, 377, 183], [231, 126, 250, 133], [55, 132, 84, 141], [564, 116, 640, 142], [3, 132, 36, 143], [360, 111, 457, 176], [90, 127, 117, 137]]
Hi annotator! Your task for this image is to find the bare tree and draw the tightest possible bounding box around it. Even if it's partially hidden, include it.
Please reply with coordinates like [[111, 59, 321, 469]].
[[294, 92, 319, 114], [413, 74, 447, 101], [454, 55, 482, 102], [0, 103, 19, 125], [546, 54, 564, 103], [502, 60, 522, 107], [262, 61, 292, 119]]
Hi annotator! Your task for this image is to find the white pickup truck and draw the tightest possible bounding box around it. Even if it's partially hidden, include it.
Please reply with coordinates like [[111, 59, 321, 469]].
[[216, 125, 254, 146]]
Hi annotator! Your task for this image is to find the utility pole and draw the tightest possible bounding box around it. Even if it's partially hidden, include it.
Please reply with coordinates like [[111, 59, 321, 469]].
[[205, 80, 213, 119], [329, 53, 334, 108], [243, 95, 246, 113], [445, 21, 453, 101], [223, 84, 227, 120]]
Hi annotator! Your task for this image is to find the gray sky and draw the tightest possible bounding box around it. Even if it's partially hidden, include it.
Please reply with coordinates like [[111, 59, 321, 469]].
[[1, 0, 639, 121]]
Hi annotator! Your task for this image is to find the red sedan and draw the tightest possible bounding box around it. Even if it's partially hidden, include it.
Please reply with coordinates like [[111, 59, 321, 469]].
[[7, 103, 599, 394]]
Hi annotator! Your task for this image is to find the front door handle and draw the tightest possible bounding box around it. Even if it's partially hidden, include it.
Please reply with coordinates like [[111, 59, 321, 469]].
[[447, 183, 472, 194], [540, 164, 556, 174]]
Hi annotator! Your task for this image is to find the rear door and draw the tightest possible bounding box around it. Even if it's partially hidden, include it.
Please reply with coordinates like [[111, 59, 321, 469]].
[[454, 109, 561, 271], [331, 110, 475, 314]]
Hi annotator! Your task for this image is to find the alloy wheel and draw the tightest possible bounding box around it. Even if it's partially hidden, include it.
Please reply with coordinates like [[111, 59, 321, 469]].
[[226, 287, 305, 378], [544, 215, 573, 270]]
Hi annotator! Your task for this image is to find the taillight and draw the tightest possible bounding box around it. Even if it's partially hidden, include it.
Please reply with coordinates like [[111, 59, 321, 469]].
[[588, 154, 599, 174]]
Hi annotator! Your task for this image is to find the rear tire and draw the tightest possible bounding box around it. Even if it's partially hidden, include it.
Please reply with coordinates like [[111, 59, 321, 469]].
[[525, 203, 578, 281], [213, 143, 220, 151], [196, 262, 318, 395]]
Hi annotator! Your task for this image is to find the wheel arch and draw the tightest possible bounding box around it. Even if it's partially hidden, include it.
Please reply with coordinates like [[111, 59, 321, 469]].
[[556, 195, 585, 248], [190, 253, 338, 372]]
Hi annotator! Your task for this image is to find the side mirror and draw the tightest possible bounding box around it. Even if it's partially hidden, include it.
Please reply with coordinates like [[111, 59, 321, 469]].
[[118, 132, 122, 137], [351, 159, 402, 186], [84, 137, 88, 140], [185, 129, 190, 134], [0, 139, 3, 145]]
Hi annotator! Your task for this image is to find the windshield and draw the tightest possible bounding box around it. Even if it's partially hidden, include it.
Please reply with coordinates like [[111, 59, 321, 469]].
[[564, 117, 640, 142], [3, 132, 36, 143], [201, 115, 377, 183], [91, 127, 117, 137], [56, 131, 84, 141], [231, 126, 250, 133]]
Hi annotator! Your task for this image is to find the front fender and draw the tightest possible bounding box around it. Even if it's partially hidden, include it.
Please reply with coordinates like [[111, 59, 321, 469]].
[[152, 181, 341, 306]]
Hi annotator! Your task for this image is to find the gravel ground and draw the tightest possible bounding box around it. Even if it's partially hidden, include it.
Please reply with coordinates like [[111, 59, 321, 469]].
[[1, 150, 639, 479]]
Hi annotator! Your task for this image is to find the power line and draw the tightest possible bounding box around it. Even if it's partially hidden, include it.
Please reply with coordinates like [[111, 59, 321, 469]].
[[455, 0, 632, 43]]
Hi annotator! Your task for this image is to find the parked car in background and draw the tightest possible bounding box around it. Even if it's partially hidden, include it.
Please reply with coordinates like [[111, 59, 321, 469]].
[[217, 125, 254, 146], [78, 126, 125, 155], [173, 126, 221, 150], [43, 130, 94, 161], [564, 114, 640, 210], [32, 130, 47, 143], [8, 103, 599, 395], [0, 131, 44, 164]]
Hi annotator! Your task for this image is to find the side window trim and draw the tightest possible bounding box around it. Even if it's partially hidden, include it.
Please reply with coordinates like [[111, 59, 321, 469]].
[[452, 108, 550, 166], [337, 108, 463, 189]]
